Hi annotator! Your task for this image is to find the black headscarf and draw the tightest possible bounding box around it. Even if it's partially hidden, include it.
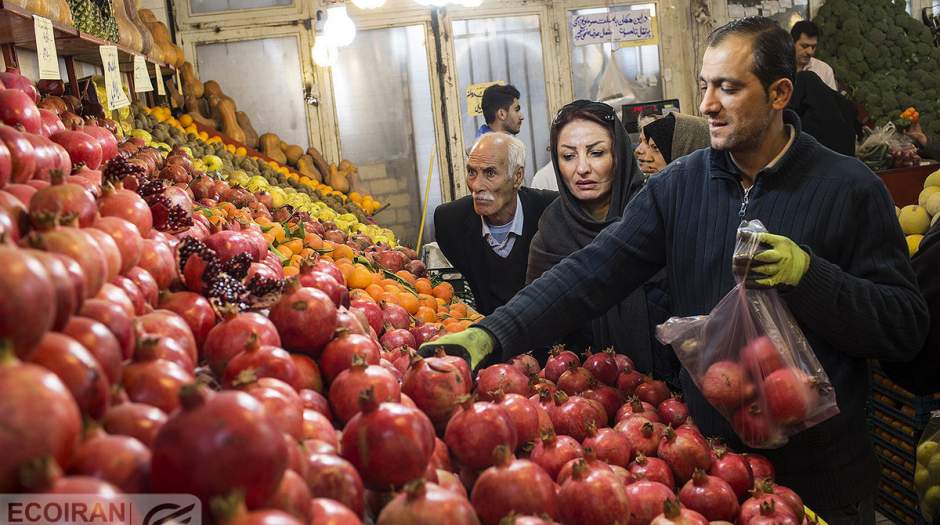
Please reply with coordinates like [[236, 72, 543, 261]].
[[526, 100, 672, 377]]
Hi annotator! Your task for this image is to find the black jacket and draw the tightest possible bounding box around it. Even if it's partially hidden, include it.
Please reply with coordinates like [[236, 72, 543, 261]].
[[434, 187, 557, 315], [479, 111, 929, 508], [787, 71, 857, 156]]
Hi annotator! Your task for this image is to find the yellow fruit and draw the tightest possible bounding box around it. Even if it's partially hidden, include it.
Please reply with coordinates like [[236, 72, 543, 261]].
[[900, 205, 931, 235], [927, 193, 940, 217], [179, 114, 193, 126], [926, 169, 940, 189], [920, 187, 940, 207], [908, 235, 924, 256]]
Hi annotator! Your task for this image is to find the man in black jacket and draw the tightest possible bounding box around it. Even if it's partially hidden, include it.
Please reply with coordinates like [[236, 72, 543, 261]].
[[423, 17, 928, 524], [434, 133, 556, 315]]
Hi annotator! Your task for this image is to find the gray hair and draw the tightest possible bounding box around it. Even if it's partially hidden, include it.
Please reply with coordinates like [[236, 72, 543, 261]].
[[505, 134, 526, 178]]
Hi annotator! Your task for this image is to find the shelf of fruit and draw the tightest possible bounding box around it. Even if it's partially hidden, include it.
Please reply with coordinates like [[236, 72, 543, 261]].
[[1, 67, 826, 525]]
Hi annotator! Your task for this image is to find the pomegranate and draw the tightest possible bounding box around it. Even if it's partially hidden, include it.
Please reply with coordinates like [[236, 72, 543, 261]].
[[157, 291, 216, 347], [111, 275, 146, 315], [380, 327, 416, 351], [34, 226, 106, 297], [26, 249, 78, 330], [434, 347, 473, 388], [546, 391, 605, 442], [583, 348, 620, 386], [739, 495, 798, 525], [477, 364, 529, 400], [444, 398, 518, 470], [701, 360, 756, 411], [677, 469, 739, 521], [77, 125, 117, 162], [0, 89, 41, 133], [94, 282, 134, 317], [0, 347, 82, 492], [583, 425, 633, 467], [299, 271, 348, 308], [763, 368, 818, 426], [381, 301, 410, 330], [650, 498, 709, 525], [136, 310, 198, 364], [90, 217, 142, 274], [240, 377, 304, 440], [741, 336, 786, 377], [47, 476, 121, 496], [628, 453, 675, 489], [528, 430, 583, 481], [67, 434, 150, 492], [101, 403, 167, 448], [319, 333, 381, 383], [556, 364, 594, 395], [222, 335, 298, 389], [709, 447, 754, 502], [284, 434, 308, 477], [127, 266, 159, 307], [302, 409, 338, 447], [335, 306, 368, 336], [29, 332, 109, 418], [544, 346, 580, 383], [151, 387, 288, 508], [0, 70, 39, 102], [617, 367, 646, 396], [205, 230, 256, 262], [556, 448, 613, 484], [657, 395, 689, 427], [732, 402, 783, 447], [121, 357, 194, 414], [222, 510, 304, 525], [350, 299, 383, 334], [402, 356, 470, 432], [39, 108, 66, 136], [265, 469, 312, 523], [98, 188, 153, 236], [489, 390, 540, 449], [309, 498, 364, 525], [624, 480, 675, 525], [304, 453, 365, 517], [301, 389, 332, 419], [377, 480, 479, 525], [657, 427, 713, 484], [51, 130, 102, 169], [615, 417, 664, 457], [204, 311, 281, 376], [138, 238, 178, 289], [61, 316, 122, 385], [80, 298, 134, 359], [410, 322, 444, 346], [470, 445, 559, 525], [23, 132, 63, 181], [0, 248, 55, 356], [754, 479, 804, 521], [430, 437, 453, 471], [635, 378, 670, 406], [436, 469, 466, 496], [581, 381, 624, 423], [509, 353, 540, 376], [529, 377, 556, 397], [291, 354, 323, 392], [269, 285, 337, 356], [329, 359, 401, 423], [558, 460, 630, 525], [0, 125, 36, 183]]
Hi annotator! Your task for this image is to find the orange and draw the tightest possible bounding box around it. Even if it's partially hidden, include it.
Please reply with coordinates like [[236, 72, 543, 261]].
[[449, 302, 468, 318], [417, 294, 437, 311], [414, 278, 433, 295], [347, 264, 374, 289], [276, 245, 293, 259], [322, 241, 335, 252], [262, 232, 275, 246], [283, 238, 303, 255], [416, 306, 437, 323], [395, 270, 417, 286], [336, 262, 354, 283], [383, 284, 402, 294], [283, 265, 299, 278], [332, 244, 354, 261], [304, 232, 323, 250], [365, 284, 385, 302], [371, 272, 384, 285], [398, 293, 419, 315], [380, 278, 399, 288], [432, 282, 454, 303], [380, 292, 400, 305]]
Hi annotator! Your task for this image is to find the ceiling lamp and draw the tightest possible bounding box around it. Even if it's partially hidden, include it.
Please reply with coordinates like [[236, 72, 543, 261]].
[[312, 36, 338, 67], [324, 5, 357, 47]]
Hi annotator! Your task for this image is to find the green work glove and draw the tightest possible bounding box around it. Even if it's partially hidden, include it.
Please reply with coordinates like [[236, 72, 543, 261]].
[[418, 327, 495, 370], [748, 232, 811, 288]]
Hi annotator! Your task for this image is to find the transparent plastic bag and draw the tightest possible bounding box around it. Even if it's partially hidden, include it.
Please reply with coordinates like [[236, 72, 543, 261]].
[[916, 413, 940, 522], [657, 220, 839, 449]]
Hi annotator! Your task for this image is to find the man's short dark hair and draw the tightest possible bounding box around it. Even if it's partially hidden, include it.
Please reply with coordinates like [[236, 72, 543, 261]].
[[707, 16, 795, 92], [481, 84, 521, 125], [790, 20, 819, 42]]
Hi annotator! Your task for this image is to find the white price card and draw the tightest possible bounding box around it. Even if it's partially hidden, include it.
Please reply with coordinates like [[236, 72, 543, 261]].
[[133, 55, 153, 93], [154, 63, 166, 96], [99, 45, 130, 110], [33, 16, 60, 80]]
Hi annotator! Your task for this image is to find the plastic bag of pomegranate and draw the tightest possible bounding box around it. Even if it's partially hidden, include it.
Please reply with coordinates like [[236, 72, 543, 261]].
[[656, 220, 839, 449], [916, 413, 940, 522]]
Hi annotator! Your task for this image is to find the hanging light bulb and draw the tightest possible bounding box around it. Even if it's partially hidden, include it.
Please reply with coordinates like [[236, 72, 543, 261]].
[[351, 0, 385, 8], [324, 5, 357, 47], [312, 36, 338, 67]]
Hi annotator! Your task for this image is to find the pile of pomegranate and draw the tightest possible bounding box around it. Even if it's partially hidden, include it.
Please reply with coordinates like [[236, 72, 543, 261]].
[[1, 68, 812, 525]]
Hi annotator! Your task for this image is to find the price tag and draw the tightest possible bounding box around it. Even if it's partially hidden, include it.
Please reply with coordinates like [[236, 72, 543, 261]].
[[33, 16, 60, 80], [99, 45, 130, 110], [133, 55, 153, 93], [155, 63, 166, 96]]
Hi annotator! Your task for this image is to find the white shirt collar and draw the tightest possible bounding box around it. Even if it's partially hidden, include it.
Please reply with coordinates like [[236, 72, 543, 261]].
[[480, 193, 524, 237]]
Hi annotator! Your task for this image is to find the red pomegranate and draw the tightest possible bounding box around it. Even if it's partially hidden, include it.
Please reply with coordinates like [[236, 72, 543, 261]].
[[0, 89, 41, 133], [0, 347, 82, 492], [121, 356, 194, 414], [204, 311, 281, 376], [67, 434, 150, 492], [657, 395, 689, 427], [51, 130, 102, 169], [240, 377, 304, 440], [29, 332, 109, 418], [476, 363, 529, 400], [136, 310, 197, 365], [265, 469, 312, 523], [489, 390, 540, 449], [617, 367, 646, 396], [624, 480, 675, 525], [269, 285, 337, 356], [34, 226, 106, 298], [78, 125, 117, 162], [319, 333, 381, 383], [309, 498, 363, 525], [582, 425, 633, 467], [434, 347, 473, 388], [402, 356, 470, 433], [380, 328, 416, 351], [0, 248, 55, 356], [329, 359, 401, 423], [151, 387, 288, 509], [628, 453, 675, 489], [581, 381, 624, 423], [732, 402, 783, 447], [301, 389, 332, 420], [650, 498, 709, 525], [126, 266, 159, 307], [557, 460, 630, 525], [509, 353, 540, 376], [299, 271, 348, 308], [556, 448, 613, 484], [304, 453, 364, 518], [302, 409, 338, 447], [341, 389, 435, 490], [754, 479, 804, 521], [376, 480, 479, 525], [634, 378, 670, 406], [741, 336, 786, 377], [528, 430, 583, 481], [111, 275, 147, 315], [739, 494, 798, 525], [225, 510, 303, 525], [762, 368, 818, 426], [98, 187, 152, 236], [101, 402, 167, 448], [583, 348, 620, 386], [138, 238, 178, 289], [0, 125, 36, 183], [291, 354, 324, 393], [709, 447, 754, 502], [349, 299, 383, 335], [222, 335, 299, 390], [616, 397, 661, 423], [678, 469, 739, 522], [61, 316, 122, 385], [657, 427, 713, 485], [380, 301, 409, 330], [25, 250, 78, 330], [546, 391, 605, 442], [80, 298, 134, 359], [544, 346, 580, 383], [701, 360, 756, 411], [556, 364, 594, 395], [470, 445, 560, 525], [615, 417, 664, 457], [444, 398, 518, 470]]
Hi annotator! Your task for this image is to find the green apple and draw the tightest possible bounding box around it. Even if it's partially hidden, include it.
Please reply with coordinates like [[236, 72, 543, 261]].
[[917, 465, 931, 493], [919, 441, 939, 465]]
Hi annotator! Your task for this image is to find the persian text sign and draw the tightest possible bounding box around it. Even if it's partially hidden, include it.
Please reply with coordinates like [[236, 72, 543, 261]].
[[570, 10, 654, 46]]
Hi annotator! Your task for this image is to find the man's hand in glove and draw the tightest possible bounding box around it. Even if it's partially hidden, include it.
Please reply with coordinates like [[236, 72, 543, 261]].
[[747, 232, 811, 288], [417, 327, 494, 370]]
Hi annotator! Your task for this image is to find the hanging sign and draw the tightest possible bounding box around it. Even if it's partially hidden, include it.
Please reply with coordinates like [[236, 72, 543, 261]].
[[570, 10, 654, 46], [33, 16, 60, 80], [99, 45, 130, 110], [133, 55, 153, 92], [466, 81, 502, 117], [154, 63, 166, 95]]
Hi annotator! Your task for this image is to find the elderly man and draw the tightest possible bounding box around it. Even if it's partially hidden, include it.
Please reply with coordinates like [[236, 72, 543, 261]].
[[434, 133, 556, 315]]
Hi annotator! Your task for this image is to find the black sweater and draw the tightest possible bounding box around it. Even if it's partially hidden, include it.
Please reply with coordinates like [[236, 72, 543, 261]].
[[434, 187, 557, 315], [479, 111, 929, 507]]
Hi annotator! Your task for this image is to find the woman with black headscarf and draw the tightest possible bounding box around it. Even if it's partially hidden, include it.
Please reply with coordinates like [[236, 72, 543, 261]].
[[526, 100, 676, 380]]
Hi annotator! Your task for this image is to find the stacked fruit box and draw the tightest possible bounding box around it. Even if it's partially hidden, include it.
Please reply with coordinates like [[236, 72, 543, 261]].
[[868, 367, 940, 525]]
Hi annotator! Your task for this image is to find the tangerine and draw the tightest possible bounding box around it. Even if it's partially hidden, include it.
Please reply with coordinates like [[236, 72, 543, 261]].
[[347, 264, 374, 289], [432, 282, 454, 302]]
